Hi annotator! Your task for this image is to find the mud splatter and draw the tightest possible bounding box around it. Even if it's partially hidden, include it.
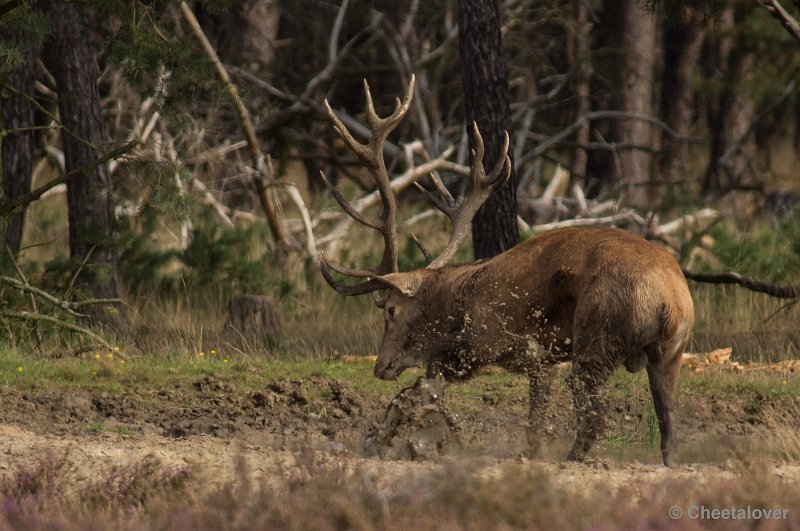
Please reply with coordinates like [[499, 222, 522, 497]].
[[364, 377, 460, 460]]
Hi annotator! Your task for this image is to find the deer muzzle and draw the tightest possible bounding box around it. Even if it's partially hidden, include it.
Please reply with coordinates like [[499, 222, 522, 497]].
[[373, 359, 399, 380]]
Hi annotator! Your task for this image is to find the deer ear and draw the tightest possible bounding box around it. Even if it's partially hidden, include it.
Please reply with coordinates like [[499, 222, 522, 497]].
[[375, 271, 427, 297]]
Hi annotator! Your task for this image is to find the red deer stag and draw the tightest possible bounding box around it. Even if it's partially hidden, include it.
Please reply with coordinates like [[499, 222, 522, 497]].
[[319, 76, 695, 467]]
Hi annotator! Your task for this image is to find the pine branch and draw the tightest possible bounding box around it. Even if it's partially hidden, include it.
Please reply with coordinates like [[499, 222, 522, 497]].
[[0, 140, 136, 216], [0, 0, 24, 21], [0, 276, 85, 317], [0, 310, 114, 350]]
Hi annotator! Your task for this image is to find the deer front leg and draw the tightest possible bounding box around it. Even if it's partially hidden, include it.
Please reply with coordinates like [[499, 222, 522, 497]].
[[526, 363, 556, 456]]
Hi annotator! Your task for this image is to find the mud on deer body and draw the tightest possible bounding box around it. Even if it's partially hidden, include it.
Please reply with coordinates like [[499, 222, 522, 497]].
[[319, 76, 695, 467]]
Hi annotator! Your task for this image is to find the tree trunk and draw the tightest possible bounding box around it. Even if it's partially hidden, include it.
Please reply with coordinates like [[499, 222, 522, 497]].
[[1, 52, 36, 259], [702, 6, 756, 196], [569, 0, 593, 181], [39, 1, 126, 327], [608, 0, 658, 208], [222, 295, 283, 349], [458, 0, 518, 260], [661, 9, 704, 189], [198, 0, 280, 74]]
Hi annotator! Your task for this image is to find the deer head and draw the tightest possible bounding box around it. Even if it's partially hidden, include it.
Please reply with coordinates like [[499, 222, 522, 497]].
[[319, 76, 510, 379]]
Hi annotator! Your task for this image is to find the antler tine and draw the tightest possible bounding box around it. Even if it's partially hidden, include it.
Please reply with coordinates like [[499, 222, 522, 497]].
[[411, 234, 433, 265], [319, 254, 391, 296], [468, 123, 511, 189], [320, 252, 378, 278], [413, 181, 455, 222], [486, 131, 512, 188], [428, 171, 457, 206], [364, 75, 416, 135], [320, 171, 382, 230], [470, 121, 485, 173], [426, 124, 512, 270], [324, 99, 369, 162]]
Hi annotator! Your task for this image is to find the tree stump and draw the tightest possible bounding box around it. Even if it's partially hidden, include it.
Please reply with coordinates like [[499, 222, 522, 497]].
[[222, 295, 282, 350]]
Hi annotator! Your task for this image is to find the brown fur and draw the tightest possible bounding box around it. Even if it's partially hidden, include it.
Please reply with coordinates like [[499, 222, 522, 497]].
[[373, 226, 694, 467]]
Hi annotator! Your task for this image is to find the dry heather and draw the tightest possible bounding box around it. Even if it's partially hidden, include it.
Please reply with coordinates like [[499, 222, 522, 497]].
[[1, 449, 798, 530]]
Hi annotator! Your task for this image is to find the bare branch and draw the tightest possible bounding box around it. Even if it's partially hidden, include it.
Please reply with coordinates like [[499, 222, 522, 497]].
[[529, 211, 646, 233], [5, 246, 43, 349], [719, 80, 796, 167], [759, 0, 800, 43], [682, 269, 800, 299], [328, 0, 349, 64], [518, 110, 701, 166], [654, 209, 720, 236], [188, 177, 235, 227], [318, 145, 460, 250], [179, 1, 298, 249], [229, 66, 403, 158], [302, 3, 378, 101]]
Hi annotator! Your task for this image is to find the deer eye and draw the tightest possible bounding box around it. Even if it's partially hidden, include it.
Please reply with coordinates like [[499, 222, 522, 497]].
[[387, 306, 396, 319]]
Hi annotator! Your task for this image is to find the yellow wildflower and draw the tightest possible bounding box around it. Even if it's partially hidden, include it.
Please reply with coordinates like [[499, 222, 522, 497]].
[[16, 367, 23, 373]]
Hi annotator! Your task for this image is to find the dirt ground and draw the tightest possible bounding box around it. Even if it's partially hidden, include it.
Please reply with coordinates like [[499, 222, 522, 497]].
[[1, 371, 799, 501]]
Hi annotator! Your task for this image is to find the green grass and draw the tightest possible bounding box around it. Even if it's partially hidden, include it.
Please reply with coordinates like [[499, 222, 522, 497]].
[[0, 344, 418, 397], [84, 421, 105, 433], [690, 283, 800, 363], [679, 369, 800, 400], [3, 342, 796, 407]]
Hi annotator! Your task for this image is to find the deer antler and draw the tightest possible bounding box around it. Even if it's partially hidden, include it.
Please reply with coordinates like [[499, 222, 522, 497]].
[[319, 75, 415, 295], [417, 122, 511, 269]]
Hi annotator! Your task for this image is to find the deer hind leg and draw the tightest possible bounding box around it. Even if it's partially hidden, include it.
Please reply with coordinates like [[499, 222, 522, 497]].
[[525, 363, 557, 456], [646, 339, 686, 467], [565, 347, 620, 462]]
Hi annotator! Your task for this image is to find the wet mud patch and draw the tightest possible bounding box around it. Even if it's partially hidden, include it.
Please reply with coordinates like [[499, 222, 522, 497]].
[[0, 369, 797, 466], [159, 376, 376, 441]]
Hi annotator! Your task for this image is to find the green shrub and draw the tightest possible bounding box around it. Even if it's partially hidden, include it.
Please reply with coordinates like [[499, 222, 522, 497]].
[[119, 209, 283, 296], [705, 212, 800, 283]]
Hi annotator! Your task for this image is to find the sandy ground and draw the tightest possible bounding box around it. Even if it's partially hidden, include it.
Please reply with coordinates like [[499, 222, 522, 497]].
[[1, 373, 798, 499]]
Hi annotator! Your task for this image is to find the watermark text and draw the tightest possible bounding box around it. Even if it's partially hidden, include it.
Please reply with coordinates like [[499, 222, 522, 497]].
[[669, 505, 789, 521]]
